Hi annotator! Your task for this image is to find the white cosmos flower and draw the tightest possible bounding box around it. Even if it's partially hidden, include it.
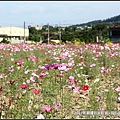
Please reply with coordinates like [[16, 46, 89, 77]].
[[80, 67, 83, 69], [111, 65, 115, 67], [94, 78, 100, 83], [77, 74, 80, 77], [36, 114, 45, 119], [118, 97, 120, 101]]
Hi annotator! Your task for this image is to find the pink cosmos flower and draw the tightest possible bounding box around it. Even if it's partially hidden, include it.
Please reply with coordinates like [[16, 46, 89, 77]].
[[20, 84, 28, 89], [33, 89, 40, 95], [24, 70, 30, 74], [52, 54, 68, 61], [11, 58, 14, 61], [36, 114, 45, 119], [58, 65, 67, 71], [42, 105, 52, 112], [69, 83, 75, 89], [115, 86, 120, 92], [30, 76, 35, 82], [55, 103, 62, 111], [90, 63, 96, 67], [26, 56, 30, 61], [7, 80, 14, 85], [64, 67, 70, 72], [68, 62, 73, 67], [18, 59, 23, 64], [73, 87, 80, 93], [69, 76, 76, 84], [17, 63, 21, 67], [32, 73, 39, 78], [77, 83, 81, 87], [98, 108, 104, 111], [8, 66, 14, 72], [23, 89, 27, 94], [95, 96, 101, 102], [31, 56, 37, 62], [38, 65, 46, 70], [26, 79, 30, 83], [0, 74, 4, 78], [69, 76, 74, 80], [63, 84, 75, 89]]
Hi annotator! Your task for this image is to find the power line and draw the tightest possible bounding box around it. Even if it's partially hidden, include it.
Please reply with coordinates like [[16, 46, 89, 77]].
[[50, 23, 73, 27]]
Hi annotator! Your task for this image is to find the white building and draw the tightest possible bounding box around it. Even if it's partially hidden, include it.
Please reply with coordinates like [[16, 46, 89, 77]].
[[0, 26, 29, 42], [28, 25, 42, 30]]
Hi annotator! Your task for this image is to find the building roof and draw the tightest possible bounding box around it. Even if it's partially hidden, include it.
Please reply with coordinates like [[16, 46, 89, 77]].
[[1, 26, 28, 29], [110, 26, 120, 29], [0, 34, 7, 36]]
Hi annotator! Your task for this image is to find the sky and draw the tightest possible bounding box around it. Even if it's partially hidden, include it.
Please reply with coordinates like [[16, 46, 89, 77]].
[[0, 1, 120, 28]]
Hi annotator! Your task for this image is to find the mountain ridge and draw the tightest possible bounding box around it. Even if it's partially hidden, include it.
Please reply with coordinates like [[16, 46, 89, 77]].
[[72, 14, 120, 27]]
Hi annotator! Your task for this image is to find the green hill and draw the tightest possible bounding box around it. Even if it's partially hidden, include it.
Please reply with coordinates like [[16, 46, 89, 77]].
[[72, 14, 120, 27]]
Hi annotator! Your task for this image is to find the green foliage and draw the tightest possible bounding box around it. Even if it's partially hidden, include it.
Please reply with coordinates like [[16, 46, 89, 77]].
[[72, 38, 80, 42], [28, 27, 41, 42], [29, 23, 110, 43], [104, 38, 111, 43], [0, 36, 10, 44], [28, 14, 120, 43]]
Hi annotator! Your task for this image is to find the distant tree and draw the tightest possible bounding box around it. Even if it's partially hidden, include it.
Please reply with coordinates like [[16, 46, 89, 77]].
[[29, 27, 41, 42], [0, 35, 10, 44], [29, 21, 111, 43], [29, 27, 38, 34]]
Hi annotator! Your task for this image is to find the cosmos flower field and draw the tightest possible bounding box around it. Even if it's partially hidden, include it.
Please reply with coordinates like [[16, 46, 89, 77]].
[[0, 42, 120, 119]]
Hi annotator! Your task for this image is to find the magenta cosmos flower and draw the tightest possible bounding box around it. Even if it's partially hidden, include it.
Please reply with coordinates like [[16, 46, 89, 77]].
[[42, 105, 52, 112], [7, 80, 14, 85], [20, 84, 28, 89], [0, 87, 2, 93], [33, 89, 40, 95]]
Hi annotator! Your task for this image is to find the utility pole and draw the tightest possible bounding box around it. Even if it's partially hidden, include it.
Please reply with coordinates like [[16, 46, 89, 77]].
[[10, 25, 11, 42], [58, 23, 61, 40], [24, 21, 25, 43], [47, 23, 50, 44], [99, 29, 102, 42]]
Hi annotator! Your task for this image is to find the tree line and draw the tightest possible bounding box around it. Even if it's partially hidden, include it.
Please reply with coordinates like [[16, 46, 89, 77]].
[[28, 23, 110, 43]]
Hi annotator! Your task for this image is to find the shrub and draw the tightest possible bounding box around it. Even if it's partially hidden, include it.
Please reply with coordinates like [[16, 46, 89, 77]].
[[0, 36, 10, 44], [74, 41, 85, 46], [106, 41, 113, 45], [74, 41, 80, 46]]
